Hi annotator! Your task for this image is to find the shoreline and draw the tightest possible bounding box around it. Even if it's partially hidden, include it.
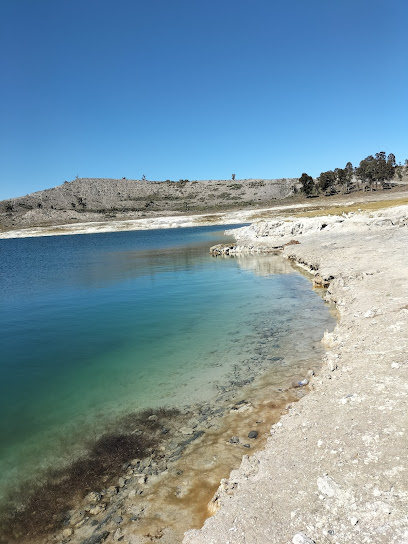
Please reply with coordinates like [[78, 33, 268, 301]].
[[0, 252, 334, 544], [185, 204, 408, 543], [3, 201, 407, 543], [1, 188, 408, 239]]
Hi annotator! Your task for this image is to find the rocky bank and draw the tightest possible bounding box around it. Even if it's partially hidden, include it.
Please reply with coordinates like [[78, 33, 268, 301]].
[[185, 205, 408, 543]]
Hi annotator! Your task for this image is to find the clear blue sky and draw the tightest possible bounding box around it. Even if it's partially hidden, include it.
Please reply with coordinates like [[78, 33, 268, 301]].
[[0, 0, 407, 200]]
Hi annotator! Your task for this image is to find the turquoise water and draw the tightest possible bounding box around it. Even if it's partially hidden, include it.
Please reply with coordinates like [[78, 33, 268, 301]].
[[0, 225, 334, 494]]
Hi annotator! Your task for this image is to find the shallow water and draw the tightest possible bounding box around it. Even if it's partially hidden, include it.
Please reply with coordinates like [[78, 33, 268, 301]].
[[0, 225, 335, 496]]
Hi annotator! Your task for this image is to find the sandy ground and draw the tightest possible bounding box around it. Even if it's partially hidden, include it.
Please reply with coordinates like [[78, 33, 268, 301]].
[[184, 205, 408, 543]]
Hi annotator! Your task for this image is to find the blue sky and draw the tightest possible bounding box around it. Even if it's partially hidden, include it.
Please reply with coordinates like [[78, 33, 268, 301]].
[[0, 0, 407, 200]]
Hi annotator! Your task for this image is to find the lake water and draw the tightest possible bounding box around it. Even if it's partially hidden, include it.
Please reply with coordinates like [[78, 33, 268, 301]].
[[0, 225, 335, 496]]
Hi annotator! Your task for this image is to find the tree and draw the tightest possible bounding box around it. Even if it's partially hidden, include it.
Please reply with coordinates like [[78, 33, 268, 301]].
[[318, 170, 336, 194], [357, 152, 396, 190], [374, 151, 388, 187], [385, 153, 396, 183], [356, 155, 376, 190], [334, 168, 347, 191], [299, 173, 315, 196], [344, 162, 354, 192], [396, 163, 404, 181]]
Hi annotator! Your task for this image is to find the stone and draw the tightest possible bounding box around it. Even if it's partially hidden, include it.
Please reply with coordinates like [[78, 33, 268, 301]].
[[118, 477, 126, 488], [292, 533, 315, 544], [248, 431, 258, 439], [313, 274, 330, 288], [81, 532, 110, 544], [85, 491, 101, 503], [89, 505, 104, 515], [113, 515, 123, 524], [69, 510, 86, 526], [229, 436, 240, 444], [292, 380, 305, 388], [105, 486, 118, 497], [62, 527, 73, 538], [317, 474, 340, 498], [113, 527, 124, 541], [148, 414, 158, 422], [180, 427, 194, 435]]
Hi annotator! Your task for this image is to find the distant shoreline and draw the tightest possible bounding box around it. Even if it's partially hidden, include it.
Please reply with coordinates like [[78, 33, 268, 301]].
[[1, 188, 408, 239]]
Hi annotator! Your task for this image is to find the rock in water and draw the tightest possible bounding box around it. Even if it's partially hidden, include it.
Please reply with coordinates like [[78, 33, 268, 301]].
[[292, 379, 309, 388]]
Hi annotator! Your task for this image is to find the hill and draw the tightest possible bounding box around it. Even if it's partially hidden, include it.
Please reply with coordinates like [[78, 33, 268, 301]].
[[0, 177, 296, 231]]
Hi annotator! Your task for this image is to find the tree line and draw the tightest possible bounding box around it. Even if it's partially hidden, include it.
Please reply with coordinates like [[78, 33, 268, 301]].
[[299, 152, 408, 197]]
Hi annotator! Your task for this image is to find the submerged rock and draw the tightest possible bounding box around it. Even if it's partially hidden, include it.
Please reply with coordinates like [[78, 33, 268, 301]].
[[292, 379, 309, 388], [85, 491, 101, 503], [180, 427, 195, 435], [82, 531, 110, 544], [113, 527, 124, 541]]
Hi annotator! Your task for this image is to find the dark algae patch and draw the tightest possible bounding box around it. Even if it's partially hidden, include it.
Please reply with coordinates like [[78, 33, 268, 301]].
[[0, 375, 326, 543], [0, 408, 180, 543]]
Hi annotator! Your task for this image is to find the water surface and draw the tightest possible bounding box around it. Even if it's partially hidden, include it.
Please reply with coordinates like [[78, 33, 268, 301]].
[[0, 225, 334, 494]]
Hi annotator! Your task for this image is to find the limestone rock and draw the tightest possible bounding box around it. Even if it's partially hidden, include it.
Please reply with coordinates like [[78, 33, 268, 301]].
[[292, 533, 315, 544]]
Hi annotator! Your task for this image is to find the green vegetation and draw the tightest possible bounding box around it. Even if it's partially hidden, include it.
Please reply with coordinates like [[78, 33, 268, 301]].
[[299, 152, 407, 197], [356, 152, 396, 190], [299, 173, 315, 196]]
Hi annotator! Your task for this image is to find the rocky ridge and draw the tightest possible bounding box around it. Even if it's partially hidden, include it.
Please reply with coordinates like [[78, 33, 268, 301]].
[[0, 178, 296, 231], [185, 205, 408, 543]]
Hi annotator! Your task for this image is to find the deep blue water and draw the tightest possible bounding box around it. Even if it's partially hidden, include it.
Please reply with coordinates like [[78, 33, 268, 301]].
[[0, 224, 334, 492]]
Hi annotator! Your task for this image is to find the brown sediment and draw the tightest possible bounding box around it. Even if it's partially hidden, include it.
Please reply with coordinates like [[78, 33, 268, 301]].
[[0, 367, 316, 544], [89, 373, 314, 544], [152, 393, 298, 530]]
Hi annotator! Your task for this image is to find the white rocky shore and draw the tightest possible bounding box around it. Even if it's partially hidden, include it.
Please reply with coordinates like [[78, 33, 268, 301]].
[[1, 188, 405, 239], [184, 205, 408, 544]]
